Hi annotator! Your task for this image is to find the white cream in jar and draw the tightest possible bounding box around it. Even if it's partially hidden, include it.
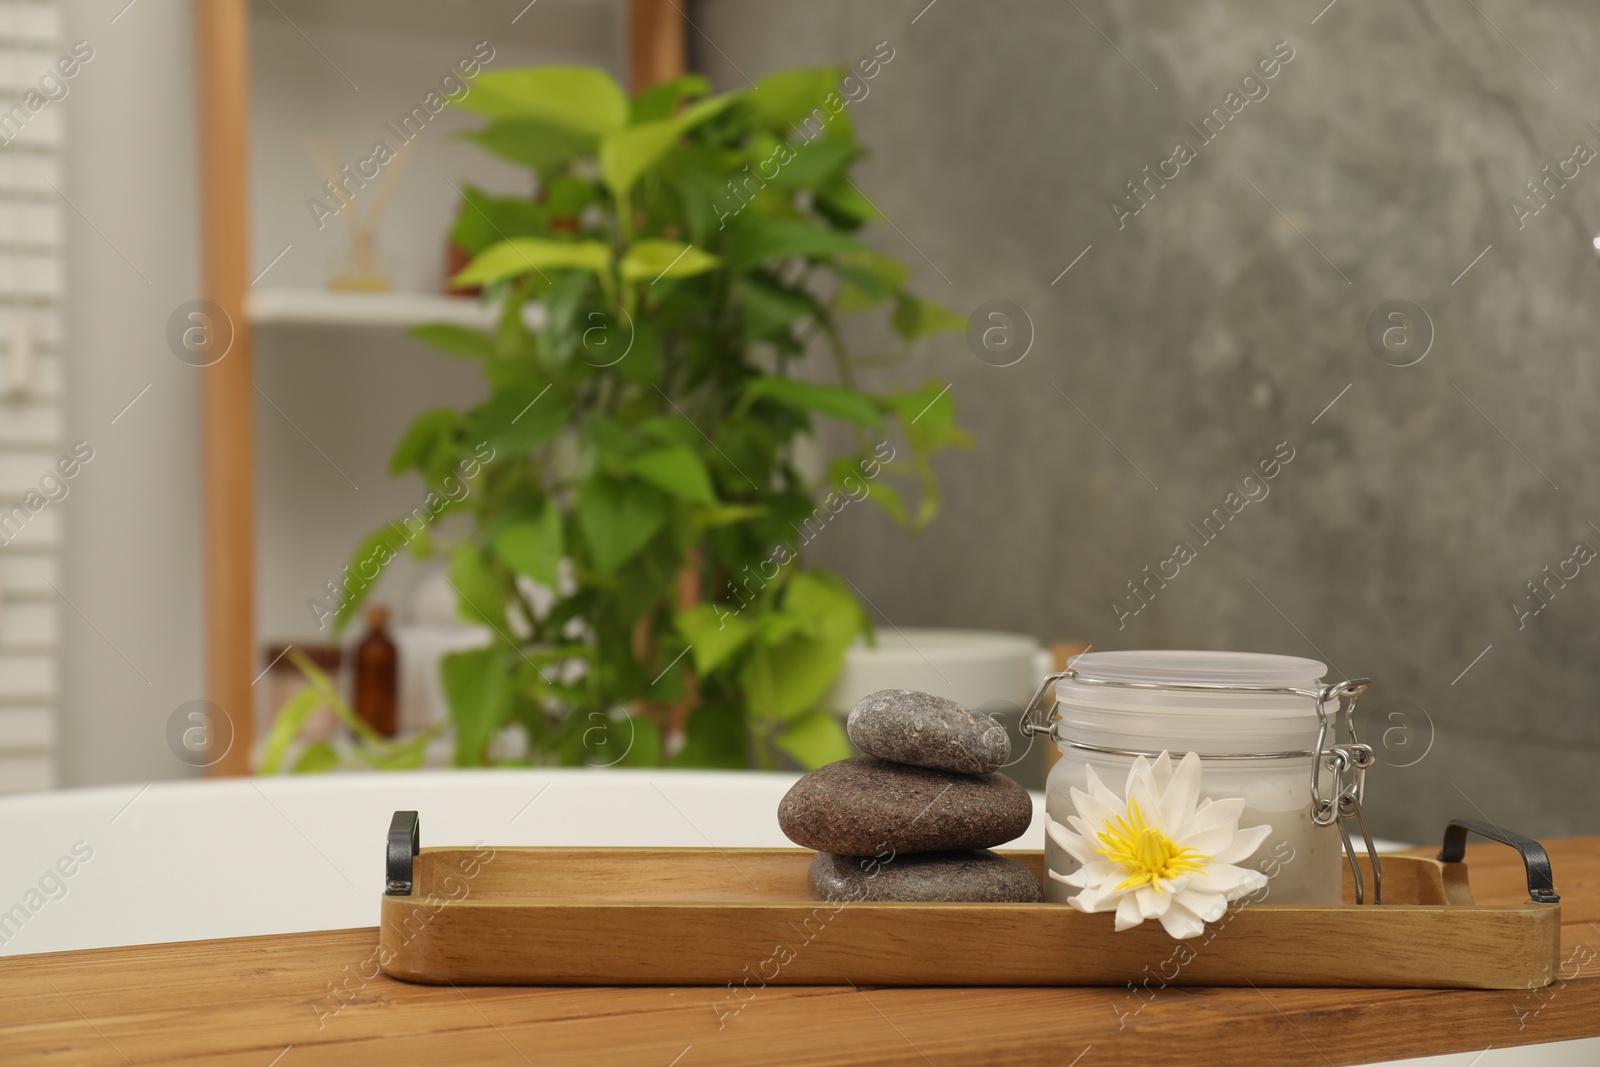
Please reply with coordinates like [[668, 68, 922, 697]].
[[1042, 651, 1355, 906]]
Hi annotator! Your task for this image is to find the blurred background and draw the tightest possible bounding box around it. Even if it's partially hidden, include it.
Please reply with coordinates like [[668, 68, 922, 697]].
[[4, 0, 1596, 844]]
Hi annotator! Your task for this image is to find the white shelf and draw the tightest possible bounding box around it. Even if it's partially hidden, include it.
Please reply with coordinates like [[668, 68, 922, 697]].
[[248, 288, 514, 330]]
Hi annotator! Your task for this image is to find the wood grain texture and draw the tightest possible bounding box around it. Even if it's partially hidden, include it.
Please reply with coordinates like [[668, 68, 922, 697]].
[[193, 0, 255, 777], [628, 0, 685, 91], [1, 836, 1597, 1067], [375, 848, 1557, 989]]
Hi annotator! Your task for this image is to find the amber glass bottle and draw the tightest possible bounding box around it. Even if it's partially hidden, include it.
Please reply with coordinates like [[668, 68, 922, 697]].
[[353, 605, 399, 738]]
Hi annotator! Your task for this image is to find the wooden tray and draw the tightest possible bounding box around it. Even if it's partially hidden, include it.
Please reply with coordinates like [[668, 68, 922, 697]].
[[377, 814, 1562, 990]]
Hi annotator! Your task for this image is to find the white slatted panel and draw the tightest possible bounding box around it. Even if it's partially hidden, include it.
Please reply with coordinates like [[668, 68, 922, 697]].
[[0, 0, 61, 796]]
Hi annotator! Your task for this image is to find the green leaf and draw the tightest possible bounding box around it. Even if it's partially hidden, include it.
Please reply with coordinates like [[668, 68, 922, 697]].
[[774, 709, 853, 769], [291, 740, 341, 774], [676, 159, 726, 244], [767, 137, 859, 190], [816, 175, 877, 225], [700, 503, 767, 527], [598, 94, 737, 197], [741, 277, 814, 340], [389, 408, 462, 476], [411, 323, 495, 360], [577, 474, 669, 573], [619, 239, 719, 283], [782, 570, 867, 648], [740, 637, 846, 722], [831, 454, 909, 525], [865, 479, 910, 525], [448, 185, 548, 255], [456, 67, 628, 136], [631, 73, 711, 122], [740, 571, 865, 723], [441, 647, 511, 766], [630, 445, 716, 504], [744, 376, 883, 428], [676, 602, 758, 675], [726, 214, 868, 269], [747, 67, 845, 130], [474, 383, 567, 455], [612, 318, 660, 385], [257, 685, 322, 775], [580, 710, 662, 767], [579, 415, 641, 468], [598, 120, 679, 198], [493, 504, 564, 587], [448, 544, 504, 627], [834, 250, 908, 312], [892, 293, 965, 340], [617, 714, 663, 767], [672, 700, 749, 769], [284, 648, 389, 748], [452, 238, 611, 287], [459, 118, 593, 174], [892, 381, 959, 447], [330, 523, 411, 632]]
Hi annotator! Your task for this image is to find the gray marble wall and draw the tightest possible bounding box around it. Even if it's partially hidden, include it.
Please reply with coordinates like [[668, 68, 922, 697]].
[[695, 0, 1600, 843]]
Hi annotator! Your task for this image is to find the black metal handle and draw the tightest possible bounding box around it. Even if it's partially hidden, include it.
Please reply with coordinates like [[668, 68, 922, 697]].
[[387, 810, 419, 896], [1437, 818, 1559, 904]]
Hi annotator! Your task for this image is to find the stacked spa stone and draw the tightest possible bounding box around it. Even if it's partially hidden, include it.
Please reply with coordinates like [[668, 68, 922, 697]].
[[778, 689, 1042, 903]]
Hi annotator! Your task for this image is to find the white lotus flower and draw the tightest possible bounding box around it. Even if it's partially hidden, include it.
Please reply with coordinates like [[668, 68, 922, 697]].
[[1047, 751, 1272, 939]]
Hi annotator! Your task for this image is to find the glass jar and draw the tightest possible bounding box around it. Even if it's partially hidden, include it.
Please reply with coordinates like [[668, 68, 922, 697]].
[[1041, 651, 1369, 906]]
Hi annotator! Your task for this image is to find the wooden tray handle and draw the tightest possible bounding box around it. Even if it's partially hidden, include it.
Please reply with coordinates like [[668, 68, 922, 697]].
[[1438, 818, 1559, 904], [387, 810, 419, 896]]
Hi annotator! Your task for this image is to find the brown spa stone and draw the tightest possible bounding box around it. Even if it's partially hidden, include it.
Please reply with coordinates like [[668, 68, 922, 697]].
[[777, 756, 1033, 855], [808, 849, 1043, 903], [846, 688, 1011, 774]]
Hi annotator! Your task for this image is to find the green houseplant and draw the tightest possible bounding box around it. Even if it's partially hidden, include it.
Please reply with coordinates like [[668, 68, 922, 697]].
[[305, 64, 966, 772]]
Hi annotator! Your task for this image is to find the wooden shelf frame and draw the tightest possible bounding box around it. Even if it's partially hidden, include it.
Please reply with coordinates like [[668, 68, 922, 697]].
[[190, 0, 685, 775]]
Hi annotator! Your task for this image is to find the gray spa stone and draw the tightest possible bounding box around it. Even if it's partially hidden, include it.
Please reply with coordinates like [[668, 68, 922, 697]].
[[808, 849, 1044, 903], [778, 756, 1033, 855], [846, 689, 1011, 774]]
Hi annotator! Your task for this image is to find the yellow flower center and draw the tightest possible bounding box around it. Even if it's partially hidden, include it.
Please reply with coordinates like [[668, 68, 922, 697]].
[[1094, 798, 1208, 892]]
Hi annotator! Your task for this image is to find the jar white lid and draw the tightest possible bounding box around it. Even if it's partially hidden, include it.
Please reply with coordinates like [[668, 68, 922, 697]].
[[1055, 650, 1332, 753], [1068, 650, 1326, 689]]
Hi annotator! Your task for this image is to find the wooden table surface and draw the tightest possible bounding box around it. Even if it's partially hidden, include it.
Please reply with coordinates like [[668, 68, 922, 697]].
[[2, 836, 1597, 1067]]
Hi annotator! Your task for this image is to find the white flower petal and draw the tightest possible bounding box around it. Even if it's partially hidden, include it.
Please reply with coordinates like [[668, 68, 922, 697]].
[[1046, 816, 1102, 867], [1083, 764, 1123, 811], [1126, 760, 1165, 830], [1160, 752, 1202, 828], [1074, 861, 1126, 884], [1188, 863, 1268, 900], [1211, 822, 1273, 865], [1156, 900, 1208, 940], [1060, 862, 1130, 890], [1067, 787, 1121, 836], [1134, 883, 1170, 919], [1172, 887, 1228, 922], [1159, 873, 1193, 896], [1177, 822, 1238, 858], [1185, 796, 1247, 835], [1149, 750, 1176, 793], [1114, 891, 1145, 931], [1074, 876, 1130, 913]]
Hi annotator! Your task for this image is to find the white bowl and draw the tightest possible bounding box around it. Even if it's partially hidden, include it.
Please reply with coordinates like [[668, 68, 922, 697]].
[[825, 627, 1049, 716]]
